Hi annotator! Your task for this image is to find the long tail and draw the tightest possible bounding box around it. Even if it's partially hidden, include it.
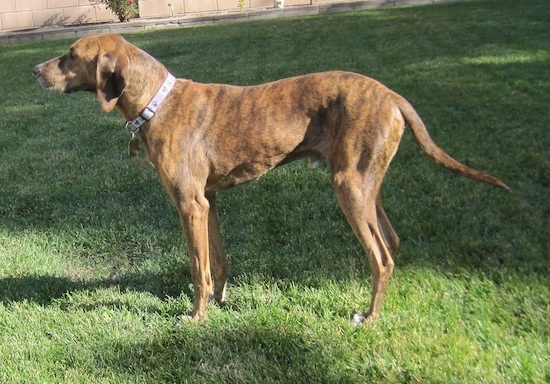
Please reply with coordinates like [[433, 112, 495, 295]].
[[398, 98, 510, 190]]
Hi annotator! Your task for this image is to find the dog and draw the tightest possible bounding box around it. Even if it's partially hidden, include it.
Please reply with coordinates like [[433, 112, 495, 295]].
[[33, 34, 508, 326]]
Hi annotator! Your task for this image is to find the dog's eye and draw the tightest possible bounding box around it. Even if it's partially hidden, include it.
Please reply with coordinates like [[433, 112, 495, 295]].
[[68, 50, 77, 60]]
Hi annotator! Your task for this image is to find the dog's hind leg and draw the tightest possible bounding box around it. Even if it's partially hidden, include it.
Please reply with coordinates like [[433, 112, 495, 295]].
[[376, 192, 400, 257], [332, 172, 395, 326], [330, 110, 404, 325], [206, 193, 229, 303]]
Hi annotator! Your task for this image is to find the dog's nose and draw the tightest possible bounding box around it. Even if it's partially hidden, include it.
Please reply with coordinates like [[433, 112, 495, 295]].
[[33, 65, 41, 76]]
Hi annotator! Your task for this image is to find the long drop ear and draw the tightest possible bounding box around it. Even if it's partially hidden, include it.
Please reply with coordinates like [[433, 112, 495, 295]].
[[96, 51, 129, 112]]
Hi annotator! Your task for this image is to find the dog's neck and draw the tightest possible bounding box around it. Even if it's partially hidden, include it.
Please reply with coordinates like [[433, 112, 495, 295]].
[[125, 73, 176, 135], [115, 48, 172, 122]]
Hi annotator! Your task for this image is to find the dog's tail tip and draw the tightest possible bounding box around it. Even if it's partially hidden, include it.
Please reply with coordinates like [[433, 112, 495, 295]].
[[500, 181, 512, 192], [472, 171, 511, 191]]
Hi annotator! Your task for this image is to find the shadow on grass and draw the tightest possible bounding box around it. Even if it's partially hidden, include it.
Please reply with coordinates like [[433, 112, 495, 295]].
[[91, 318, 373, 383], [0, 269, 192, 308]]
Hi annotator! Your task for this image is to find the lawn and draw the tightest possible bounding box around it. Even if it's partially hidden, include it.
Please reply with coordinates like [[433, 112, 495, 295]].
[[0, 0, 548, 382]]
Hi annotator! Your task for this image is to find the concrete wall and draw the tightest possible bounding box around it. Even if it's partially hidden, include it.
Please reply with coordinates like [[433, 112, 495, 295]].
[[0, 0, 282, 31], [0, 0, 118, 31], [138, 1, 275, 18], [0, 0, 376, 31]]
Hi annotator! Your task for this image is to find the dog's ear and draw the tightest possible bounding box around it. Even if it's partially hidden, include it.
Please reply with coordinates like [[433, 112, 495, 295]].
[[96, 51, 128, 112]]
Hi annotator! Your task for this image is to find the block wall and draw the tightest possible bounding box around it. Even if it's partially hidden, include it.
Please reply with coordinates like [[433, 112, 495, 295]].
[[1, 0, 363, 32], [0, 0, 118, 31], [0, 0, 284, 31], [138, 1, 275, 18]]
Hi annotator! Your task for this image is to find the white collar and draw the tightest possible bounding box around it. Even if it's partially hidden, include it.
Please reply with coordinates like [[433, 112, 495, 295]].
[[126, 73, 176, 136]]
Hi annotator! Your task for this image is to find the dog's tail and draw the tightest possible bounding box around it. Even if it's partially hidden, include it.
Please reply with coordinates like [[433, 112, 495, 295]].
[[397, 97, 510, 190]]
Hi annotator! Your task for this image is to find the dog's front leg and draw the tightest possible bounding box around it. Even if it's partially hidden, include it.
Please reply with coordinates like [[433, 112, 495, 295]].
[[178, 195, 213, 322]]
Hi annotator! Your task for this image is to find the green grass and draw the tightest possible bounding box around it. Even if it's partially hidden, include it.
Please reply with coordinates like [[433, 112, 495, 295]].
[[0, 0, 548, 382]]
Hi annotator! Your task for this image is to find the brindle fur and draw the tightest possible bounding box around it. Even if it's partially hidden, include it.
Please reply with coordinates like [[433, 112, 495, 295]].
[[34, 34, 508, 325]]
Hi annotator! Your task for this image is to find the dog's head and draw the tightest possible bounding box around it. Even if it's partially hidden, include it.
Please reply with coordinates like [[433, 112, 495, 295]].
[[33, 34, 129, 112]]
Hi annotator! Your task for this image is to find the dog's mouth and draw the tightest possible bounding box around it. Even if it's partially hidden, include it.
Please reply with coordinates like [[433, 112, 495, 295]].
[[37, 79, 53, 90], [33, 65, 87, 94], [33, 69, 66, 93], [35, 76, 72, 93], [34, 74, 53, 89]]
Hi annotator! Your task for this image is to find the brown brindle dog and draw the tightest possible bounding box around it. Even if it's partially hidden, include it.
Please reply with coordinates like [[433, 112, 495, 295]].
[[33, 34, 508, 326]]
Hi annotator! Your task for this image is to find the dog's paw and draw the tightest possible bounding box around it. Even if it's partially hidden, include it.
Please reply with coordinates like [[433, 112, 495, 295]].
[[351, 313, 367, 327], [350, 311, 379, 327], [208, 293, 227, 304], [209, 285, 228, 304], [178, 310, 205, 325]]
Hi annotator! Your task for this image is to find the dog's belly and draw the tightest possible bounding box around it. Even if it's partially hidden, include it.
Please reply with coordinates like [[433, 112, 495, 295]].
[[206, 156, 288, 191]]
